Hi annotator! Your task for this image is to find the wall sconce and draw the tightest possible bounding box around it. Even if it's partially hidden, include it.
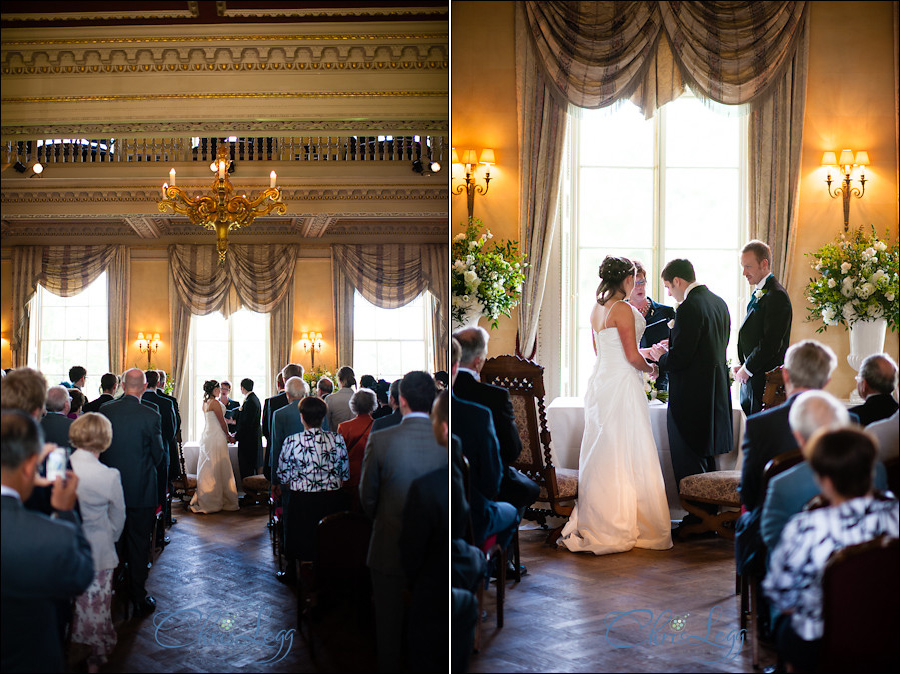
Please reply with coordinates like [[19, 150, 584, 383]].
[[299, 332, 324, 369], [452, 148, 495, 221], [137, 331, 161, 367], [822, 149, 868, 231]]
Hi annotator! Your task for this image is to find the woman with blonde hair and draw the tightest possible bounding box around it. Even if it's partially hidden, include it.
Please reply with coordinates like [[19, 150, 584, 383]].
[[68, 412, 125, 673]]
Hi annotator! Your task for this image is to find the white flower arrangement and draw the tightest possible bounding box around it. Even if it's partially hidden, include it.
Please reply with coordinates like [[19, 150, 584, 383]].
[[805, 225, 899, 332]]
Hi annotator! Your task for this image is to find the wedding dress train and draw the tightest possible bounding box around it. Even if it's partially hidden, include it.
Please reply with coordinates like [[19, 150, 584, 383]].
[[558, 302, 673, 554], [189, 399, 239, 514]]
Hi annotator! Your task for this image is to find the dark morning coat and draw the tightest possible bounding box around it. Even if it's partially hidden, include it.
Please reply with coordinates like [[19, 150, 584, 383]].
[[737, 274, 792, 416], [657, 285, 733, 460]]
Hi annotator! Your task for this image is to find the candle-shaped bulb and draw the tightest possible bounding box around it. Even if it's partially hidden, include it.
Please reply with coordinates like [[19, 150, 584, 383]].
[[218, 161, 226, 180], [169, 168, 176, 186], [162, 182, 168, 198], [270, 170, 277, 188]]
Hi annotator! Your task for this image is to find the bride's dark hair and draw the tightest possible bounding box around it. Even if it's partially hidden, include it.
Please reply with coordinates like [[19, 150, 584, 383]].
[[596, 256, 636, 306], [203, 379, 219, 402]]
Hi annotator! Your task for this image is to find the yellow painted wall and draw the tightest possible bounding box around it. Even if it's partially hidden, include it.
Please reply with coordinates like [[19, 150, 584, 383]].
[[1, 258, 11, 369], [451, 0, 900, 395], [791, 0, 899, 399], [452, 0, 520, 356], [0, 253, 338, 377]]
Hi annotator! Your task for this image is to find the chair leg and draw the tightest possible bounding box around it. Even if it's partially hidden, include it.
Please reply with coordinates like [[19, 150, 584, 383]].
[[496, 548, 506, 629], [512, 528, 521, 583], [749, 577, 759, 669], [473, 582, 484, 653]]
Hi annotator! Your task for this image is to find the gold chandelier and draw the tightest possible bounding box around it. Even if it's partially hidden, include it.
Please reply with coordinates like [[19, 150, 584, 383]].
[[158, 143, 286, 264]]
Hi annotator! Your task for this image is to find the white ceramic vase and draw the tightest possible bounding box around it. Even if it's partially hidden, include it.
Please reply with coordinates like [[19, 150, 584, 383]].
[[847, 317, 887, 403], [452, 295, 484, 331]]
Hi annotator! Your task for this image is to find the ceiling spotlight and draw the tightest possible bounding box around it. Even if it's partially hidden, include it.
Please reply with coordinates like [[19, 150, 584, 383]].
[[412, 159, 440, 177], [430, 161, 441, 173], [30, 162, 44, 177], [412, 159, 425, 175], [13, 161, 27, 173]]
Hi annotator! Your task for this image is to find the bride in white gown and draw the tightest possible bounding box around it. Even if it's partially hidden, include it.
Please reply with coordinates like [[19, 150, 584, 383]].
[[190, 380, 239, 514], [558, 256, 673, 554]]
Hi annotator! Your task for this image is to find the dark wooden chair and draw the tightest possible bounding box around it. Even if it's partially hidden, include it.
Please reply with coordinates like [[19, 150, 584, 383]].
[[739, 448, 804, 668], [459, 454, 504, 651], [170, 433, 196, 505], [760, 366, 787, 411], [479, 355, 578, 542], [242, 474, 271, 506], [818, 535, 900, 671], [297, 511, 372, 658]]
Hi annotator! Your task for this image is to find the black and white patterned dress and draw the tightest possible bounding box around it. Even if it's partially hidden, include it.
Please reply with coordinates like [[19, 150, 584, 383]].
[[763, 494, 899, 641]]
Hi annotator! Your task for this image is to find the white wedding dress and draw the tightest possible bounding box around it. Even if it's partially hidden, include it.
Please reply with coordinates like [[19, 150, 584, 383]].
[[190, 399, 239, 514], [558, 301, 673, 554]]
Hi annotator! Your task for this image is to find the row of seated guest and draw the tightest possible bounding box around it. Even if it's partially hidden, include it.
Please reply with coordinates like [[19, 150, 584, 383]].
[[762, 426, 899, 670], [452, 327, 539, 577], [734, 340, 898, 661]]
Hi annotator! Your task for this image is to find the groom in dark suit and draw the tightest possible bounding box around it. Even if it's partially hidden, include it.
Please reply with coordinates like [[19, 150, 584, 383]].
[[653, 259, 733, 521], [734, 240, 792, 417], [235, 378, 262, 483]]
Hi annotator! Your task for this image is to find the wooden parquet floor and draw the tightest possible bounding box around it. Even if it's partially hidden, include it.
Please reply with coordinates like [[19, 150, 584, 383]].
[[468, 521, 777, 673], [96, 503, 377, 673]]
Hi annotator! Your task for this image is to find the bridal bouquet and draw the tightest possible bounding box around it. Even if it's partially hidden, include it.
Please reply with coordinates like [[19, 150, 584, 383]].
[[451, 218, 526, 329], [642, 373, 668, 403], [804, 225, 899, 333]]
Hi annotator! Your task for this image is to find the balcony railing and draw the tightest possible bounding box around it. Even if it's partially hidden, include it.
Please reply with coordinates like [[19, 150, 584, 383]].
[[3, 135, 448, 167]]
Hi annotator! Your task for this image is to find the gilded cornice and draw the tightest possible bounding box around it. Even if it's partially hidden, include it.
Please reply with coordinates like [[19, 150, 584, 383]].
[[1, 3, 200, 22], [1, 185, 448, 204], [1, 120, 448, 138], [3, 91, 445, 105]]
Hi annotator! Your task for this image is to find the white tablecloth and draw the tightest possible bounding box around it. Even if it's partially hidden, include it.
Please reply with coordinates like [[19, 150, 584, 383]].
[[182, 441, 245, 495], [546, 397, 746, 519]]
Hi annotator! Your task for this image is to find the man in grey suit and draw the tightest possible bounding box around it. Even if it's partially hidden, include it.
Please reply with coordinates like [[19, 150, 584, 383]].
[[2, 410, 94, 672], [99, 368, 165, 617], [360, 370, 447, 672], [40, 385, 74, 449]]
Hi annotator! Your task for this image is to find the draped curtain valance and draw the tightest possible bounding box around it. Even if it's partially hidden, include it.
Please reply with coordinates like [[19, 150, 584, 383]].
[[331, 243, 448, 372], [167, 243, 298, 432], [516, 1, 809, 359], [10, 245, 130, 372], [523, 1, 807, 111]]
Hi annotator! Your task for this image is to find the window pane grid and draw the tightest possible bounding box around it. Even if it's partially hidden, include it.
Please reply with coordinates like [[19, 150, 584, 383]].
[[352, 291, 431, 383], [570, 92, 746, 397]]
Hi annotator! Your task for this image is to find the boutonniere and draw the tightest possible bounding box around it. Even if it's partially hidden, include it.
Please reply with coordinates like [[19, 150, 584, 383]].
[[753, 288, 767, 301], [667, 319, 675, 330]]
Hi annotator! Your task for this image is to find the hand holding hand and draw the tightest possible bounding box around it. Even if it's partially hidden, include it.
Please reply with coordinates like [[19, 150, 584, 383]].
[[50, 470, 79, 512]]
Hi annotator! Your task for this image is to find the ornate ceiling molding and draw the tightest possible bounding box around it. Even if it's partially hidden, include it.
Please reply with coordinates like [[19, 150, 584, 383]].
[[1, 3, 200, 22], [1, 185, 447, 205], [123, 215, 164, 239], [2, 91, 445, 105], [300, 215, 333, 238], [1, 119, 448, 138], [214, 3, 447, 20]]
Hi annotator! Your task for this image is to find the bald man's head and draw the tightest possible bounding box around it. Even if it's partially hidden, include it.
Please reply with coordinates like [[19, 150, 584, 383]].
[[122, 368, 147, 395]]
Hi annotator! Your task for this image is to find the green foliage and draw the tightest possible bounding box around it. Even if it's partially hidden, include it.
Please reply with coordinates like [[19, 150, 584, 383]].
[[804, 225, 899, 333], [451, 218, 527, 329], [302, 366, 334, 392]]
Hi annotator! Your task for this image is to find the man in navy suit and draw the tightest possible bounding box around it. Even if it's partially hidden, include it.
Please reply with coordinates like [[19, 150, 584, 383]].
[[81, 372, 118, 413], [653, 259, 733, 506], [99, 368, 165, 617], [143, 369, 175, 538], [2, 410, 94, 672], [360, 370, 447, 673], [734, 240, 793, 417], [849, 354, 899, 425], [738, 340, 847, 512], [40, 385, 74, 449]]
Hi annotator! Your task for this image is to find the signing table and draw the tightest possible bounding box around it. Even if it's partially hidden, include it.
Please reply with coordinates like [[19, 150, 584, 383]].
[[181, 442, 245, 495], [546, 397, 746, 519]]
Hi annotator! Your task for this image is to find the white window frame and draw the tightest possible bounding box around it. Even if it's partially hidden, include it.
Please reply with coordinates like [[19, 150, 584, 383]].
[[186, 310, 270, 443], [27, 271, 109, 396], [352, 290, 434, 382], [560, 94, 749, 397]]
